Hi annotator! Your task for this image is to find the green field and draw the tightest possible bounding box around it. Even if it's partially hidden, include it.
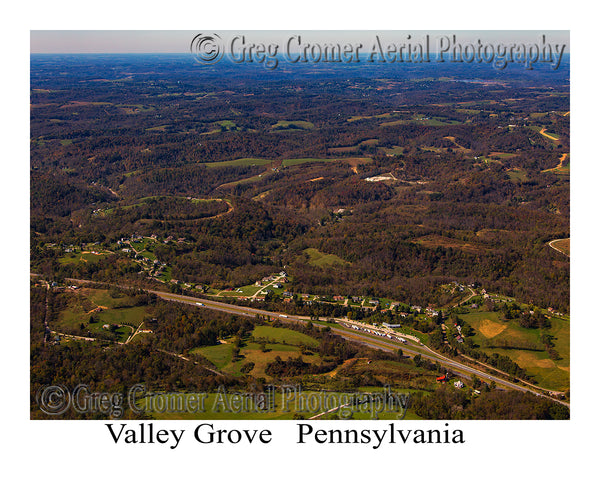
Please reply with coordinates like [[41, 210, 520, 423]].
[[236, 285, 264, 296], [190, 343, 235, 369], [58, 251, 112, 265], [303, 247, 351, 267], [347, 112, 399, 122], [271, 120, 314, 130], [281, 158, 338, 166], [95, 306, 147, 327], [381, 116, 461, 127], [54, 289, 149, 342], [190, 326, 320, 379], [201, 158, 274, 168], [86, 288, 140, 309], [252, 325, 319, 347], [457, 310, 569, 391]]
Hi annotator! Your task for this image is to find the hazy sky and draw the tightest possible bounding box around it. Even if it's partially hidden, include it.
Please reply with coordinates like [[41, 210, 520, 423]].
[[30, 30, 569, 54]]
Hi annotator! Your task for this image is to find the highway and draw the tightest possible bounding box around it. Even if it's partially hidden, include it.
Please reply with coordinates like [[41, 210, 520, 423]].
[[36, 275, 568, 408], [148, 289, 570, 407]]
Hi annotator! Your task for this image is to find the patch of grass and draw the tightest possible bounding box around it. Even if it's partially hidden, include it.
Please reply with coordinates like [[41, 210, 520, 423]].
[[456, 108, 481, 114], [236, 285, 263, 296], [459, 310, 569, 390], [190, 343, 235, 369], [229, 344, 313, 378], [96, 306, 147, 327], [271, 120, 314, 130], [85, 289, 136, 309], [201, 158, 273, 168], [490, 152, 518, 159], [303, 247, 351, 267], [58, 251, 112, 265], [281, 158, 337, 166], [157, 266, 172, 282], [507, 169, 529, 182], [382, 146, 405, 155], [252, 325, 319, 348], [145, 125, 170, 132]]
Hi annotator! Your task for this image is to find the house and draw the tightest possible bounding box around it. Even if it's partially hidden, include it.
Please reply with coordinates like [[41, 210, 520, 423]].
[[454, 381, 464, 389], [436, 374, 448, 383], [333, 295, 345, 302]]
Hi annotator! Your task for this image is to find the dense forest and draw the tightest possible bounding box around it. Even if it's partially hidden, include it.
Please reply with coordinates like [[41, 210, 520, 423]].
[[30, 54, 569, 419]]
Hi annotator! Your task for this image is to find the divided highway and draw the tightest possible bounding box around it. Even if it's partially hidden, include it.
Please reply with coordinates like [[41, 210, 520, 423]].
[[37, 276, 568, 408], [149, 289, 570, 408]]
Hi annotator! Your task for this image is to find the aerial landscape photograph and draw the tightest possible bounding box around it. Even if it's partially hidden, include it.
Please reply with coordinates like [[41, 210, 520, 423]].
[[29, 30, 571, 422]]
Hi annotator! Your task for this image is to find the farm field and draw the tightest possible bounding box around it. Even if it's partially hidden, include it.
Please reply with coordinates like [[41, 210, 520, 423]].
[[457, 311, 569, 391]]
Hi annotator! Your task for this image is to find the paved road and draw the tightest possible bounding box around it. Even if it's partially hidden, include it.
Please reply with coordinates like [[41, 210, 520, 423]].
[[149, 289, 569, 407], [37, 275, 569, 408]]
